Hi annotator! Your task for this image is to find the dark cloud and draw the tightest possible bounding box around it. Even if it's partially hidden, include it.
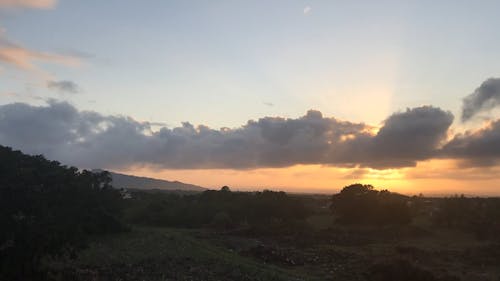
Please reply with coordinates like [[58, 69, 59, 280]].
[[329, 106, 454, 168], [0, 101, 462, 170], [47, 80, 79, 94], [0, 101, 152, 169], [462, 78, 500, 122], [367, 106, 453, 167], [441, 119, 500, 167]]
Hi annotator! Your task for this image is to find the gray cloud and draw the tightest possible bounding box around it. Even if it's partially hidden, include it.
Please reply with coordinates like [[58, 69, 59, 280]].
[[330, 106, 454, 168], [369, 106, 453, 166], [441, 119, 500, 167], [0, 101, 462, 170], [47, 80, 80, 94], [462, 78, 500, 122]]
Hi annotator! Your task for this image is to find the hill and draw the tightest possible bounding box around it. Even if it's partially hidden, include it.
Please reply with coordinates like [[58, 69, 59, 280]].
[[107, 171, 206, 192]]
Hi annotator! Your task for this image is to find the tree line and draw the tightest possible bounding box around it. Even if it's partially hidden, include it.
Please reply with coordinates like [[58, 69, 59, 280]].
[[0, 146, 126, 280]]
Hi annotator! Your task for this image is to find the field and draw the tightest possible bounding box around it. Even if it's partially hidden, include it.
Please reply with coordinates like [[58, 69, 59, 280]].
[[45, 195, 500, 281], [46, 227, 310, 281]]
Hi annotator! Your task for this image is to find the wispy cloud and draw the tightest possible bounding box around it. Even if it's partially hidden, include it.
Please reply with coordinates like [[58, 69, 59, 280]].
[[0, 43, 80, 71], [0, 91, 44, 100], [47, 80, 80, 94], [0, 1, 81, 77], [303, 6, 312, 15], [0, 0, 56, 9]]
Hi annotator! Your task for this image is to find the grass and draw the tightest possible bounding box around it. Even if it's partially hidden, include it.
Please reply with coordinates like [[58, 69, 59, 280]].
[[52, 226, 315, 281], [45, 223, 500, 281], [306, 214, 334, 231]]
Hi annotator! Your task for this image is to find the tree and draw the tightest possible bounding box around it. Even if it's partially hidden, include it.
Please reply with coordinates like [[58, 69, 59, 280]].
[[331, 184, 411, 225], [0, 145, 126, 280]]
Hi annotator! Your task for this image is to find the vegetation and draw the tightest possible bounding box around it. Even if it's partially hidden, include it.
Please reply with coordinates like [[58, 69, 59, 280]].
[[0, 146, 126, 280], [433, 195, 500, 240], [124, 186, 310, 234], [1, 145, 500, 280], [330, 183, 412, 225], [51, 227, 309, 281]]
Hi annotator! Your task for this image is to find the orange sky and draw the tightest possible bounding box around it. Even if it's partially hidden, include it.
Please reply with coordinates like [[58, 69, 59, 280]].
[[118, 159, 500, 196]]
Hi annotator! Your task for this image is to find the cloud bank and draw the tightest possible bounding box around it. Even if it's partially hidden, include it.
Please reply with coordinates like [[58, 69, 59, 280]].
[[2, 77, 500, 171], [1, 99, 497, 171]]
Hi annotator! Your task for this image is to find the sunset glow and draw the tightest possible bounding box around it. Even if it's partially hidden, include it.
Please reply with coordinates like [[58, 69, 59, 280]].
[[1, 1, 500, 195]]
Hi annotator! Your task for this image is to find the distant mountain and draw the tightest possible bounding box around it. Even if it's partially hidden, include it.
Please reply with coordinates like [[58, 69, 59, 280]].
[[106, 171, 206, 192]]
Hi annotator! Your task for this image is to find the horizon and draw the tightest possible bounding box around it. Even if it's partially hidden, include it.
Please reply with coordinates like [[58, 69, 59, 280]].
[[108, 167, 500, 197], [1, 0, 500, 196]]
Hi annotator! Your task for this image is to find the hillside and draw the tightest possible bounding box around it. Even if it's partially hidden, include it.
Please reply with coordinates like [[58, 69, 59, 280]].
[[108, 171, 206, 192]]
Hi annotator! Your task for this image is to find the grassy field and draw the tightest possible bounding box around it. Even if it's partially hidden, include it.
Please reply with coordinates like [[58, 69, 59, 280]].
[[39, 190, 500, 281], [46, 227, 315, 281], [44, 223, 500, 281]]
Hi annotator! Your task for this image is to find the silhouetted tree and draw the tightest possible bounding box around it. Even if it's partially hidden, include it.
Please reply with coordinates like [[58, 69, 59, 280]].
[[0, 145, 126, 280], [331, 184, 411, 225]]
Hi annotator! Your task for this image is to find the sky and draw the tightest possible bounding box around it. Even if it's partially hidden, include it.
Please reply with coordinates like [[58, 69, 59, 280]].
[[1, 0, 500, 195]]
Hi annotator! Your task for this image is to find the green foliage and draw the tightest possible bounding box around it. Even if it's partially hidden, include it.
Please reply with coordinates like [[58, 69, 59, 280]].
[[124, 188, 311, 232], [331, 183, 412, 225], [0, 145, 126, 280], [434, 195, 500, 240]]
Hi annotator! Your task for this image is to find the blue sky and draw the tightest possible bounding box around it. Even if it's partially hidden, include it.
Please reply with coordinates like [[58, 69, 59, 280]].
[[2, 0, 500, 127]]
